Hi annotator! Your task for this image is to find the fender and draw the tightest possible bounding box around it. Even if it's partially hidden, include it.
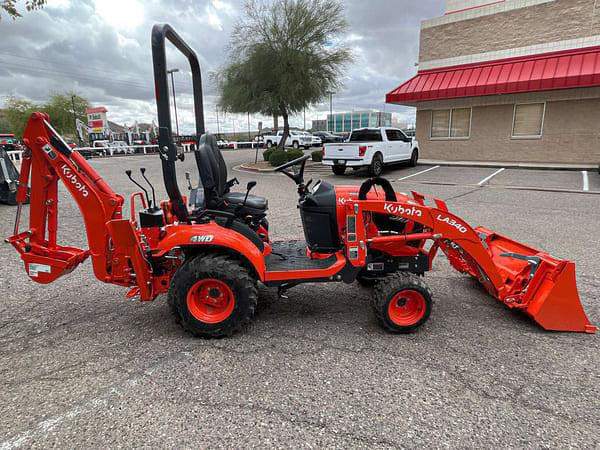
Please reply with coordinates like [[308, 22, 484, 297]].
[[154, 222, 267, 281]]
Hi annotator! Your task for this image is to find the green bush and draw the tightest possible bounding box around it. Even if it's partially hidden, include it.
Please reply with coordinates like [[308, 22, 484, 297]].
[[268, 150, 288, 167], [311, 149, 323, 162], [262, 148, 274, 162], [286, 149, 304, 162]]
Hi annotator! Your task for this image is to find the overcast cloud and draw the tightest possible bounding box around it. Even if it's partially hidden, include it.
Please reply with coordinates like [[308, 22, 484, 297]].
[[0, 0, 443, 133]]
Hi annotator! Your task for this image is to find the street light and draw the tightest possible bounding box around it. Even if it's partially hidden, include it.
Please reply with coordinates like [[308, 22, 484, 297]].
[[327, 91, 334, 132], [167, 68, 180, 136]]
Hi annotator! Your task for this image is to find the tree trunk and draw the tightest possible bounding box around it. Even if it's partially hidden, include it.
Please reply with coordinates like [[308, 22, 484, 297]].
[[279, 108, 289, 150], [273, 114, 279, 132]]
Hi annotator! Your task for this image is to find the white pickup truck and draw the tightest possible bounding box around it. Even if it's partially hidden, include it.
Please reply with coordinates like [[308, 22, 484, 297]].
[[322, 127, 419, 176], [263, 130, 313, 149]]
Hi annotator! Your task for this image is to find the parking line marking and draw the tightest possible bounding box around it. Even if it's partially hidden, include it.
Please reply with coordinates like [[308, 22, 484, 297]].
[[397, 165, 440, 181], [582, 171, 589, 192], [477, 168, 505, 186]]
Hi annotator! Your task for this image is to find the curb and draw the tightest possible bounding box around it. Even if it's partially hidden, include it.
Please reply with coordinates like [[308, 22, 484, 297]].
[[239, 163, 275, 173], [419, 159, 597, 171], [239, 161, 321, 173]]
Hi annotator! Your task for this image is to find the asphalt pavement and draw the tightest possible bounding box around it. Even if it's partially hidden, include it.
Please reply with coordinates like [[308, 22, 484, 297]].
[[0, 149, 598, 448]]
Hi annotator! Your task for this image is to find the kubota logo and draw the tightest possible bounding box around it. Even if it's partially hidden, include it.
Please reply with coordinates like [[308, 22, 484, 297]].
[[61, 164, 89, 197], [383, 203, 422, 217], [437, 214, 468, 233]]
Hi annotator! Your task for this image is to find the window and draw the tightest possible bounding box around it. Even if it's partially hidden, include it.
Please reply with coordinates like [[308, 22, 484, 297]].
[[349, 129, 383, 142], [512, 103, 545, 138], [385, 129, 399, 141], [430, 108, 471, 139]]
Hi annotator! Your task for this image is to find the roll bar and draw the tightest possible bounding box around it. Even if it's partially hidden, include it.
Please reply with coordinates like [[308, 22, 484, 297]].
[[151, 23, 205, 222]]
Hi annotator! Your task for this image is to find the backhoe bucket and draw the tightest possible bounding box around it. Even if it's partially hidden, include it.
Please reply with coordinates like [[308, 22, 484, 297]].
[[475, 228, 596, 334]]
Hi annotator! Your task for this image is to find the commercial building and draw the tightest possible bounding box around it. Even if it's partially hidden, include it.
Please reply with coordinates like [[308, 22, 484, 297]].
[[311, 119, 327, 132], [327, 110, 392, 133], [387, 0, 600, 164]]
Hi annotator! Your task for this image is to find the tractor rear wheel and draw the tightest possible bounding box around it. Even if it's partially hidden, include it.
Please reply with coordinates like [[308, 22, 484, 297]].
[[168, 253, 258, 338], [372, 272, 432, 333]]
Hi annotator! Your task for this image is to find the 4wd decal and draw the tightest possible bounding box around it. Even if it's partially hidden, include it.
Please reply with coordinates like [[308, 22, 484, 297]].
[[190, 235, 214, 243], [61, 164, 89, 197], [437, 214, 468, 234], [383, 203, 422, 217]]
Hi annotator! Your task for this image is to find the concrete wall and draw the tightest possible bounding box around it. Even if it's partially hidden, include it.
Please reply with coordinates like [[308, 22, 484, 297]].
[[415, 95, 600, 164], [420, 0, 600, 62]]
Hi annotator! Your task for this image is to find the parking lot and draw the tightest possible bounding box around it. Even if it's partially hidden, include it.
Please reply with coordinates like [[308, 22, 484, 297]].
[[304, 160, 600, 194], [1, 149, 598, 448]]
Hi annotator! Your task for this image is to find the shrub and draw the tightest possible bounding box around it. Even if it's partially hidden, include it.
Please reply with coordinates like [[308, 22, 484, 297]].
[[268, 150, 288, 167], [286, 149, 304, 162], [262, 148, 274, 162], [311, 149, 323, 162]]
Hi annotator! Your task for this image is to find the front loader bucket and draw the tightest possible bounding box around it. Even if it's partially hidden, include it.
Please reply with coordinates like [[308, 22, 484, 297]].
[[525, 261, 596, 333], [469, 228, 596, 333]]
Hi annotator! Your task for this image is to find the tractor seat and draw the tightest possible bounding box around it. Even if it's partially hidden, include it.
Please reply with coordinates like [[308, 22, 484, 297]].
[[224, 192, 268, 212], [194, 134, 268, 216]]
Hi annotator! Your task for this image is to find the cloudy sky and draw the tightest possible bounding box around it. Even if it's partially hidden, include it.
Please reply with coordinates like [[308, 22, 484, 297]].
[[0, 0, 443, 133]]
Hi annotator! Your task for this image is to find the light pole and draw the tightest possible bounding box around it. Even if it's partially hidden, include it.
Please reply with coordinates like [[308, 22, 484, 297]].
[[167, 68, 180, 136], [216, 106, 220, 139], [327, 91, 334, 132]]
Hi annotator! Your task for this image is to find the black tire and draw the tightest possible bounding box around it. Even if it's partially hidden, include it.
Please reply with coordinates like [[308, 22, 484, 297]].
[[409, 149, 418, 167], [292, 141, 300, 149], [266, 141, 273, 148], [332, 165, 346, 175], [372, 272, 432, 333], [369, 153, 383, 177], [168, 253, 258, 338]]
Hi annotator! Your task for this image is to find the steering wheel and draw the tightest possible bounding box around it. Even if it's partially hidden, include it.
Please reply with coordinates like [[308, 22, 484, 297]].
[[274, 154, 310, 187]]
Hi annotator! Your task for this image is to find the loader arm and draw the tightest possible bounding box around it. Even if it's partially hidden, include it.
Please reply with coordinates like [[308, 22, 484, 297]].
[[348, 196, 596, 334], [7, 113, 154, 300]]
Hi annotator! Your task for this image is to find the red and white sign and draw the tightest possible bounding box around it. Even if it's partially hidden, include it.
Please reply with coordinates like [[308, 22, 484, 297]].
[[86, 106, 108, 134]]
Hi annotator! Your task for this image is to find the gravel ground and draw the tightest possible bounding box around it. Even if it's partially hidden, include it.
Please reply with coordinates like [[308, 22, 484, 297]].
[[0, 149, 598, 448]]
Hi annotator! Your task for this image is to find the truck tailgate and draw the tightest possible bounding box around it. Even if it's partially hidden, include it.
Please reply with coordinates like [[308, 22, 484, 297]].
[[324, 143, 359, 159]]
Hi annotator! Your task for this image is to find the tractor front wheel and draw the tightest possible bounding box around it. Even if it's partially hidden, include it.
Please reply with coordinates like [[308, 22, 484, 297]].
[[168, 253, 258, 338], [372, 273, 432, 333]]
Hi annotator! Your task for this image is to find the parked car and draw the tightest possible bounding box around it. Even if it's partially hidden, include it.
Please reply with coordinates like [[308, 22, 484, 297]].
[[312, 131, 343, 143], [92, 140, 111, 156], [300, 131, 321, 147], [262, 130, 312, 149], [75, 148, 94, 159], [112, 141, 133, 154], [322, 127, 419, 176]]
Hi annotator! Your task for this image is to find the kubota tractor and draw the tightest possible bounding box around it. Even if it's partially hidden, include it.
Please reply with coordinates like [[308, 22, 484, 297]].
[[5, 25, 596, 338]]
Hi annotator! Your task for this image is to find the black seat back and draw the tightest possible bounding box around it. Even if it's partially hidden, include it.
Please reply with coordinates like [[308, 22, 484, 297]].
[[196, 134, 223, 206]]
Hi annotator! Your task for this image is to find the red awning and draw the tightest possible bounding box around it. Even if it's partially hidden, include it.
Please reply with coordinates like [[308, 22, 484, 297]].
[[386, 46, 600, 105]]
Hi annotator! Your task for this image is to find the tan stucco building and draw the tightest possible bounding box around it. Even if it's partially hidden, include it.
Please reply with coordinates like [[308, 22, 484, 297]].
[[387, 0, 600, 164]]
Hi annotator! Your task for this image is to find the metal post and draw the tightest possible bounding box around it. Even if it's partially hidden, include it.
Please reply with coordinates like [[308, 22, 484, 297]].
[[167, 68, 180, 136], [71, 95, 82, 147], [329, 92, 333, 132], [216, 106, 220, 139], [247, 112, 251, 142]]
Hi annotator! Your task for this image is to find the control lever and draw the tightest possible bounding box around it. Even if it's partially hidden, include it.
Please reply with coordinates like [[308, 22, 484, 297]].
[[237, 181, 257, 211], [185, 172, 193, 190], [139, 168, 157, 209], [125, 169, 151, 207]]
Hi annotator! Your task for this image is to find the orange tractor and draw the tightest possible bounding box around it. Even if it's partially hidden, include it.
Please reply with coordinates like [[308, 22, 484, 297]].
[[6, 25, 596, 337]]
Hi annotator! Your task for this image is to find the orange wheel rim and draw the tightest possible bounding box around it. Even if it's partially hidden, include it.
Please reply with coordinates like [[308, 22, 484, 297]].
[[387, 289, 426, 326], [186, 279, 235, 324]]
